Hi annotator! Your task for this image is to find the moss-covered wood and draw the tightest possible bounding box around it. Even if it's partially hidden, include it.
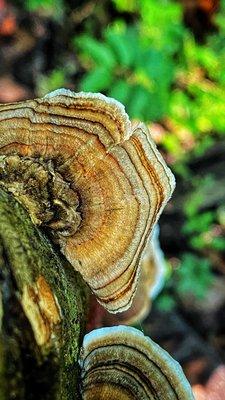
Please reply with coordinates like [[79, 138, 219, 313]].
[[0, 187, 89, 400]]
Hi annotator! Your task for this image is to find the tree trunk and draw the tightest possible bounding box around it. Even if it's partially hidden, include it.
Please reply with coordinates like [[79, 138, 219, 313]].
[[0, 187, 89, 400]]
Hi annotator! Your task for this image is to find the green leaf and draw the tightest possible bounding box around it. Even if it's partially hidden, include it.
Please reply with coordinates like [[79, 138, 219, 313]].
[[162, 134, 183, 157], [127, 86, 151, 120], [176, 253, 214, 299], [105, 29, 135, 67], [113, 0, 137, 12], [25, 0, 64, 18], [75, 36, 116, 69], [144, 49, 174, 86], [210, 237, 225, 251], [26, 0, 55, 10], [108, 80, 131, 105], [156, 294, 176, 312], [190, 235, 206, 250], [80, 68, 113, 92], [183, 212, 214, 235]]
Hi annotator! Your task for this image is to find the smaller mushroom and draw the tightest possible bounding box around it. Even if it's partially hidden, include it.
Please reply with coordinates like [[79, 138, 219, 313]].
[[79, 325, 194, 399]]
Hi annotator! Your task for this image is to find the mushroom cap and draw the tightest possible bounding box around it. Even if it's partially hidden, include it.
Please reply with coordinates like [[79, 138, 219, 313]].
[[80, 325, 194, 399], [0, 89, 175, 312]]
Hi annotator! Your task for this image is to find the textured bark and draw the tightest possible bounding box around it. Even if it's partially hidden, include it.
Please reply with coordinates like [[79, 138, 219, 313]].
[[0, 187, 89, 400]]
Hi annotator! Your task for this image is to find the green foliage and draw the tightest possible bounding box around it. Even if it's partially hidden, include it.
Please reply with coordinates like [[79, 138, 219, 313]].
[[25, 0, 55, 10], [167, 27, 225, 158], [157, 252, 214, 311], [182, 175, 225, 252], [156, 293, 176, 312], [184, 175, 215, 216], [24, 0, 64, 19], [175, 253, 214, 299], [74, 1, 184, 122], [75, 24, 176, 121], [74, 0, 225, 161], [183, 212, 214, 236], [114, 0, 184, 54]]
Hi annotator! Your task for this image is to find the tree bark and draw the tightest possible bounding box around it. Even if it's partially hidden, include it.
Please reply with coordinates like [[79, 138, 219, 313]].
[[0, 187, 89, 400]]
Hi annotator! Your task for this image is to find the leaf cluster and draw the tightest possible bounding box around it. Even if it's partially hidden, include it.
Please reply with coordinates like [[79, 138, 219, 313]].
[[74, 0, 225, 161]]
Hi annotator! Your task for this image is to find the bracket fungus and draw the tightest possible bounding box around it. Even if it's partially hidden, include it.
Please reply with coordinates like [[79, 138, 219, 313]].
[[0, 89, 175, 313], [79, 325, 194, 399]]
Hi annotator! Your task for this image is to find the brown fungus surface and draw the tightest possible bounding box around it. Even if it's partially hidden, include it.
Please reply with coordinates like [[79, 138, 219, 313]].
[[79, 325, 194, 400], [0, 89, 175, 313]]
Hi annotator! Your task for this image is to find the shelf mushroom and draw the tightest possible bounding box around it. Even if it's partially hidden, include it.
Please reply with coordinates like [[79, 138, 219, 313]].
[[0, 89, 175, 313], [79, 325, 194, 399]]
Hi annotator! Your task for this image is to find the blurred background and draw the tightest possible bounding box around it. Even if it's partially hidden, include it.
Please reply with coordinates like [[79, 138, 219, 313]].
[[0, 0, 225, 398]]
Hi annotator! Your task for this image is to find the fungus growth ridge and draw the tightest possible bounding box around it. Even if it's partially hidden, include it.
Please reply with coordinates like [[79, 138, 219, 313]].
[[0, 89, 175, 313]]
